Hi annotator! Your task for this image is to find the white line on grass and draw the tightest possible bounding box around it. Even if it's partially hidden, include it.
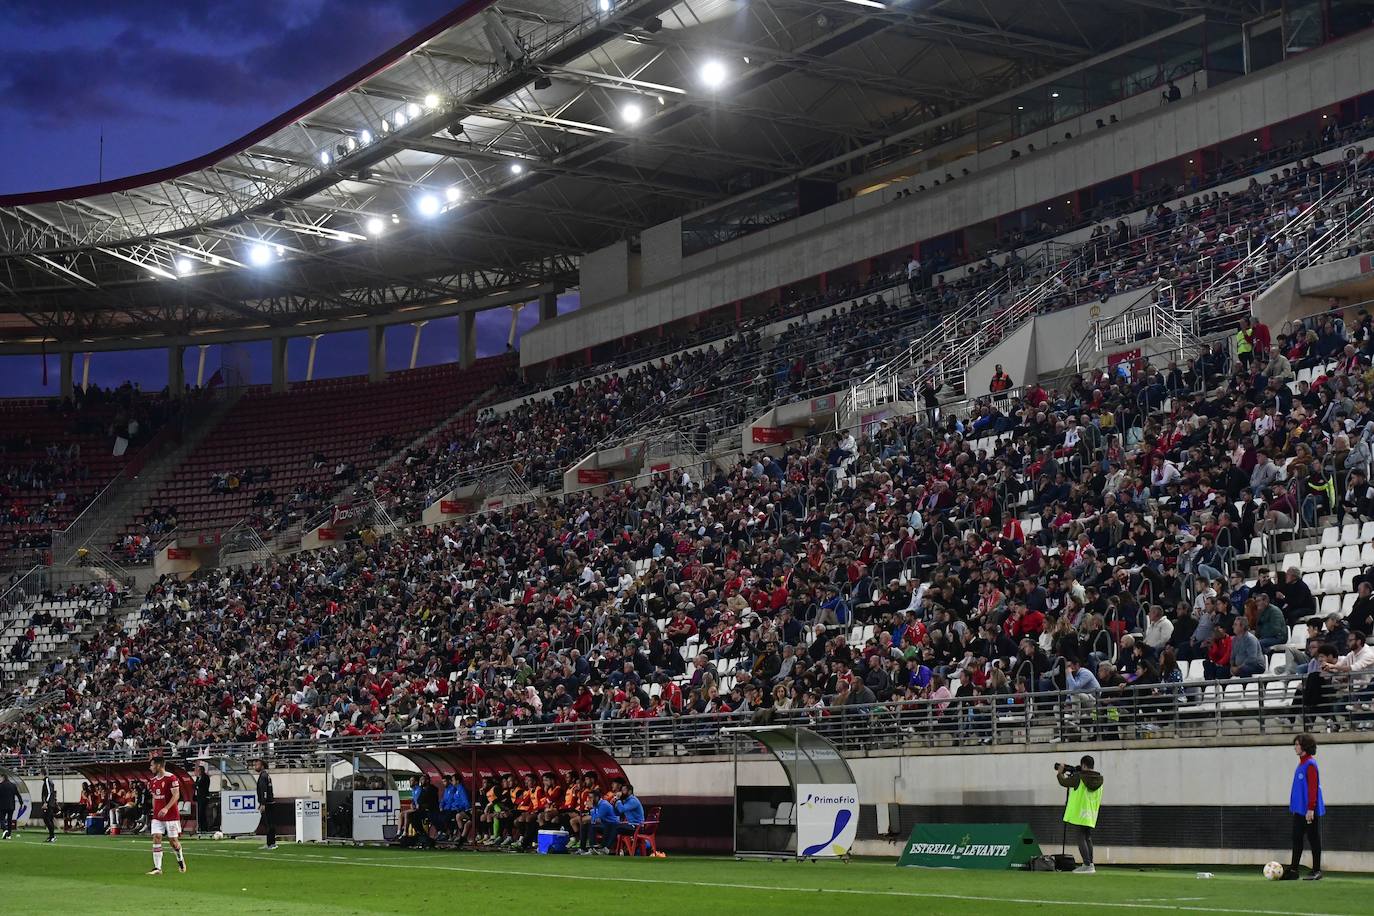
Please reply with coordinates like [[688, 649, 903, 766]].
[[26, 837, 1358, 916]]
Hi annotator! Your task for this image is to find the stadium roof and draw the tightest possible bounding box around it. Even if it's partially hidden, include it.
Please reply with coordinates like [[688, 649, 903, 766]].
[[0, 0, 1262, 348]]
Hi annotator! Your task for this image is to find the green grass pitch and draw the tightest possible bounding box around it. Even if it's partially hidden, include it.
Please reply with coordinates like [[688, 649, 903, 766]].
[[0, 832, 1368, 915]]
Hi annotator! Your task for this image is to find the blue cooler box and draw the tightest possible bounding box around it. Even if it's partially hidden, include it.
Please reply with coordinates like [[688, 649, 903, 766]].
[[537, 829, 570, 854], [86, 816, 107, 835]]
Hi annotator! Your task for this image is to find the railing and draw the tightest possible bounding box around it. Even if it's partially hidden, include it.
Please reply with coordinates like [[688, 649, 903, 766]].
[[3, 672, 1361, 773], [1096, 152, 1373, 348]]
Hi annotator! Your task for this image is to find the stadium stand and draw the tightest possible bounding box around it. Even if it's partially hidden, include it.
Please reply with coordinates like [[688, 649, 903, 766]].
[[114, 357, 512, 557], [6, 287, 1374, 757], [367, 141, 1374, 522], [5, 14, 1374, 778], [1, 386, 179, 570]]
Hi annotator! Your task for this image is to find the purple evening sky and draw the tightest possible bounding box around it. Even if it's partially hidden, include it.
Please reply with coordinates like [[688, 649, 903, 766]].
[[0, 1, 578, 395]]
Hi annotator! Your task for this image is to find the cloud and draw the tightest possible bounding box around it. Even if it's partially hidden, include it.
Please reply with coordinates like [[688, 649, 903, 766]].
[[0, 0, 460, 147]]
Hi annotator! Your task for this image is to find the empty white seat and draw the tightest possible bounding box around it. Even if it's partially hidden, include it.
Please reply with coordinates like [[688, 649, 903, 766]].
[[1343, 568, 1359, 593], [1282, 552, 1302, 572], [1320, 569, 1343, 596], [1320, 548, 1343, 572], [1361, 521, 1374, 542], [1363, 543, 1374, 567], [1339, 524, 1362, 546], [1342, 593, 1358, 617], [1341, 545, 1361, 569], [1304, 572, 1324, 596], [1301, 551, 1323, 574], [1321, 594, 1342, 617], [763, 801, 795, 826], [1320, 527, 1341, 548]]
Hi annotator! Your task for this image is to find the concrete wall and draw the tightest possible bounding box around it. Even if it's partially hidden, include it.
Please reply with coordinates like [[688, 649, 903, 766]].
[[579, 240, 631, 308], [623, 736, 1374, 869], [965, 320, 1037, 397], [640, 219, 682, 289], [522, 29, 1374, 366], [1254, 253, 1374, 330]]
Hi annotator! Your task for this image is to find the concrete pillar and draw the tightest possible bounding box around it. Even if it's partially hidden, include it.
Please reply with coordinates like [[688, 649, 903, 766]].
[[506, 303, 524, 350], [167, 344, 185, 398], [306, 335, 321, 381], [368, 325, 387, 382], [539, 290, 558, 322], [272, 336, 289, 393], [195, 345, 208, 388], [60, 351, 74, 400], [458, 312, 476, 369], [409, 320, 427, 370], [81, 353, 91, 392]]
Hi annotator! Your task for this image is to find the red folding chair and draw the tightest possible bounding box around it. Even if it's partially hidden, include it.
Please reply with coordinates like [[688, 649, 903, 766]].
[[614, 806, 662, 857]]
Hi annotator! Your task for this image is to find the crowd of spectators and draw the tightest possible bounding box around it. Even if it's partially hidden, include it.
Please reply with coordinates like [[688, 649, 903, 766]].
[[4, 123, 1374, 758], [6, 287, 1374, 758]]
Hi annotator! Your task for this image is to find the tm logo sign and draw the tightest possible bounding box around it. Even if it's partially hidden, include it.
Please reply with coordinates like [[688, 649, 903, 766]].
[[229, 795, 258, 812], [362, 795, 394, 814]]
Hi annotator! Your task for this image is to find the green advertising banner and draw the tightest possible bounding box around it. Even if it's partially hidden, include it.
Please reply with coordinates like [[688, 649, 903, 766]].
[[897, 823, 1042, 869]]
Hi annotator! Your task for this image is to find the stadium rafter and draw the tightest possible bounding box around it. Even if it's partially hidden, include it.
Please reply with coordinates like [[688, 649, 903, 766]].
[[0, 0, 1260, 346]]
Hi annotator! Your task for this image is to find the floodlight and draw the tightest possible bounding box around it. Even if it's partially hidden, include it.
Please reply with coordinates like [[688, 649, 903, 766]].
[[621, 102, 643, 125], [445, 186, 462, 203], [366, 217, 385, 236], [699, 60, 727, 89], [175, 258, 194, 276], [417, 194, 441, 217], [423, 93, 440, 110], [248, 244, 273, 266]]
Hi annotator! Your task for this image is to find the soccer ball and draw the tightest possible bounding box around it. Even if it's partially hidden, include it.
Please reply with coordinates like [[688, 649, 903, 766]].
[[1263, 861, 1284, 880], [213, 831, 225, 841]]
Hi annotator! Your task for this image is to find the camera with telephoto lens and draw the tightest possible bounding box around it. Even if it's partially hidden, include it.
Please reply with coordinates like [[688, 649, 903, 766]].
[[1054, 762, 1079, 774]]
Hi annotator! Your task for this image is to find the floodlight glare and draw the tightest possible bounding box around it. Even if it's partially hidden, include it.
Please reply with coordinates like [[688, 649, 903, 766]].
[[620, 102, 643, 125], [346, 137, 357, 152], [381, 118, 391, 133], [175, 258, 194, 276], [360, 129, 373, 145], [394, 111, 409, 128], [248, 243, 273, 266], [598, 0, 611, 11], [319, 151, 331, 165], [423, 93, 440, 110], [509, 162, 525, 175], [445, 185, 462, 203], [406, 102, 421, 118], [366, 217, 385, 236], [417, 194, 442, 217], [699, 59, 727, 89]]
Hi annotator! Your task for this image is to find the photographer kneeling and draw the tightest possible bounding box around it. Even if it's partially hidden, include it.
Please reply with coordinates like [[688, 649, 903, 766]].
[[1056, 756, 1104, 874]]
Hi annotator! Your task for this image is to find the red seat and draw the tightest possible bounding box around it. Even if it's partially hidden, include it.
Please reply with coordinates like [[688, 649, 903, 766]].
[[613, 806, 662, 857]]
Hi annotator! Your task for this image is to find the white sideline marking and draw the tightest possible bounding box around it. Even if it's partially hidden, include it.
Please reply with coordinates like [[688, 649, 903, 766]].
[[24, 837, 1358, 916]]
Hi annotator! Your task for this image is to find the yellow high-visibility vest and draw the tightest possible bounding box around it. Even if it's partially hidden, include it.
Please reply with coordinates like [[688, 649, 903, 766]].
[[1063, 781, 1102, 828]]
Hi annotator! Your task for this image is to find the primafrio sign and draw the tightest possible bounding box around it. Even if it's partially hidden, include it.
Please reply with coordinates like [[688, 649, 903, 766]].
[[795, 783, 859, 858]]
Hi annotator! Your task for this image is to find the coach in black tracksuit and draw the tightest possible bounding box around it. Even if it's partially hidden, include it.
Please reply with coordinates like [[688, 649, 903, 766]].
[[40, 772, 57, 841], [255, 759, 276, 849], [0, 773, 19, 838]]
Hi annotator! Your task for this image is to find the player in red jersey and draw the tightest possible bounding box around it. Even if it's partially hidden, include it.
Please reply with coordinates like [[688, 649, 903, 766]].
[[147, 758, 186, 875]]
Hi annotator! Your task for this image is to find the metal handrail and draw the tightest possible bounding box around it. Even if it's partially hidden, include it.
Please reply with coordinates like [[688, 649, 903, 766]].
[[2, 671, 1357, 772]]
